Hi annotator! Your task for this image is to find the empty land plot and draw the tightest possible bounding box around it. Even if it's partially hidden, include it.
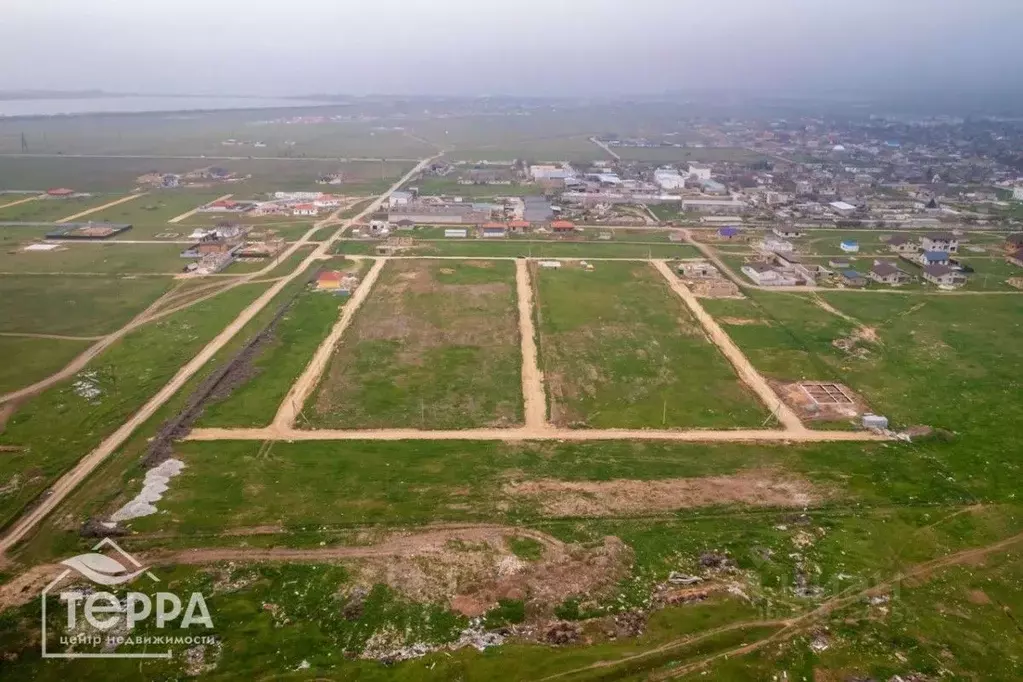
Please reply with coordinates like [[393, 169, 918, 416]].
[[119, 438, 857, 535], [533, 261, 769, 429], [700, 293, 851, 383], [0, 336, 92, 394], [308, 259, 522, 429], [0, 242, 189, 274], [0, 194, 124, 223], [198, 262, 368, 428], [90, 192, 226, 234], [0, 275, 173, 335]]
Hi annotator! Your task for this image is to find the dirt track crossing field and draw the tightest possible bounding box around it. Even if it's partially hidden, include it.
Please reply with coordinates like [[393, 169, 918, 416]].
[[516, 258, 546, 428]]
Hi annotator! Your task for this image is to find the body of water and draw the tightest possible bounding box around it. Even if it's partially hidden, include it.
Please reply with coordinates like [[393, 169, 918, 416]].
[[0, 96, 332, 117]]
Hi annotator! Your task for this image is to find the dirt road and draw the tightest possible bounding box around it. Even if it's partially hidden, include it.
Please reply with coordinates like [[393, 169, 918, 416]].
[[516, 260, 547, 429], [186, 425, 886, 443], [0, 195, 40, 210], [54, 192, 146, 223], [272, 257, 388, 429], [168, 193, 233, 224], [0, 156, 438, 558], [652, 260, 805, 432], [0, 332, 104, 341], [590, 136, 621, 160]]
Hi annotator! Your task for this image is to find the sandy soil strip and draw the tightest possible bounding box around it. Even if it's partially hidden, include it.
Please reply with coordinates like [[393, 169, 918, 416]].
[[651, 260, 805, 432], [272, 257, 388, 429], [0, 157, 438, 559], [54, 193, 147, 223], [0, 195, 40, 210], [168, 193, 233, 224], [187, 425, 887, 443], [516, 259, 548, 429]]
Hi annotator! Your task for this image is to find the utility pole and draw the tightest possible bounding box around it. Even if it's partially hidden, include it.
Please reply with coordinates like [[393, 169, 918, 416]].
[[20, 133, 28, 153]]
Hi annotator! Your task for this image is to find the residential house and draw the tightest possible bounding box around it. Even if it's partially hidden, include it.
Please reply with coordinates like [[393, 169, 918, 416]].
[[313, 195, 342, 208], [46, 188, 75, 197], [315, 270, 343, 291], [292, 204, 319, 217], [886, 235, 918, 253], [507, 220, 531, 233], [203, 199, 240, 212], [840, 270, 868, 287], [840, 240, 860, 253], [389, 190, 413, 208], [918, 250, 950, 266], [772, 227, 803, 239], [394, 219, 415, 231], [759, 237, 794, 253], [481, 222, 508, 238], [829, 201, 857, 217], [922, 264, 966, 288], [869, 262, 910, 285], [551, 220, 576, 233], [921, 232, 959, 253], [773, 253, 822, 284], [444, 228, 468, 238], [1007, 249, 1023, 268], [1005, 234, 1023, 252], [829, 257, 850, 269], [180, 235, 239, 259], [741, 263, 799, 286]]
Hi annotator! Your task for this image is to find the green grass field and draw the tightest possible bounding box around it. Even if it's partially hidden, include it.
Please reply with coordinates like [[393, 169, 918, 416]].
[[0, 336, 91, 394], [0, 242, 190, 274], [0, 275, 173, 335], [308, 259, 523, 429], [534, 261, 769, 428]]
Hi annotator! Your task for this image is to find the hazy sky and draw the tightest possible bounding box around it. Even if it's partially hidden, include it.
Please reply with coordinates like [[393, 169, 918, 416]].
[[1, 0, 1021, 96]]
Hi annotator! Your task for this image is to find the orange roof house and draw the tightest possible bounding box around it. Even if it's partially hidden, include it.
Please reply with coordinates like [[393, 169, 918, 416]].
[[315, 270, 343, 290], [551, 220, 575, 232]]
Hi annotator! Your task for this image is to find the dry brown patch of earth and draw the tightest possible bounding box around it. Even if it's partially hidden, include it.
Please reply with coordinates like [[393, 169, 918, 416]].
[[966, 588, 991, 605], [503, 470, 820, 517], [719, 317, 769, 326]]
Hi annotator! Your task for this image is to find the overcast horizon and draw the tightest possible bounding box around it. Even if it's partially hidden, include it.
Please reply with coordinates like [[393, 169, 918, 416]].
[[2, 0, 1022, 98]]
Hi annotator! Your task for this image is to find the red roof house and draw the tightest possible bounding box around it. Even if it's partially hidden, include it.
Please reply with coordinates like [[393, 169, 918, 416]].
[[551, 220, 576, 232], [47, 188, 75, 197]]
